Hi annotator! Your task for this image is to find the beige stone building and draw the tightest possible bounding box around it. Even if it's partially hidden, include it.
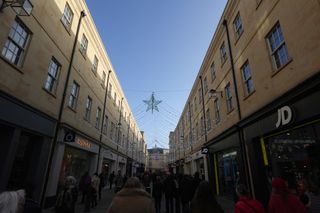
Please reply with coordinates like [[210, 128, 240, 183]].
[[0, 0, 146, 206], [147, 146, 169, 173], [169, 0, 320, 206]]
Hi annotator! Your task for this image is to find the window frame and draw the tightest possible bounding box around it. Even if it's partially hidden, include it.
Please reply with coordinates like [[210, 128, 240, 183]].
[[225, 83, 233, 112], [79, 34, 88, 56], [84, 96, 92, 121], [92, 55, 99, 73], [1, 18, 31, 67], [95, 107, 101, 129], [210, 62, 216, 81], [44, 57, 61, 94], [233, 12, 244, 39], [61, 3, 73, 30], [214, 98, 220, 123], [241, 61, 255, 97], [220, 42, 228, 65], [206, 108, 211, 131], [266, 22, 290, 71], [103, 116, 108, 135], [68, 81, 80, 110]]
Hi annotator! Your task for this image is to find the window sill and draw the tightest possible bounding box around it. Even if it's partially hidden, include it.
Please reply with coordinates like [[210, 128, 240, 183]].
[[92, 69, 97, 76], [271, 58, 293, 78], [221, 58, 227, 68], [256, 0, 263, 9], [0, 55, 24, 74], [42, 87, 57, 98], [243, 89, 256, 101], [234, 31, 243, 46], [227, 107, 234, 115], [67, 105, 77, 113], [79, 49, 87, 60], [60, 19, 72, 35]]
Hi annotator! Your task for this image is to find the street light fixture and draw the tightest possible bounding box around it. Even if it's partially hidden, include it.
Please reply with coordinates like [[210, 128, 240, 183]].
[[208, 89, 223, 98], [0, 0, 33, 16]]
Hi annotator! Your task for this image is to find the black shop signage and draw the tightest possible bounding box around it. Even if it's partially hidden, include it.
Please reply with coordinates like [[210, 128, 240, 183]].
[[64, 130, 75, 142], [201, 147, 209, 154]]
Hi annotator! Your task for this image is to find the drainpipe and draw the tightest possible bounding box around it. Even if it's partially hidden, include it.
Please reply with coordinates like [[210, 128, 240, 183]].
[[96, 70, 112, 173], [223, 19, 252, 194], [41, 10, 86, 207]]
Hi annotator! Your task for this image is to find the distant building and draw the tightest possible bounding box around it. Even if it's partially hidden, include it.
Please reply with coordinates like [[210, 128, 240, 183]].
[[147, 146, 169, 173]]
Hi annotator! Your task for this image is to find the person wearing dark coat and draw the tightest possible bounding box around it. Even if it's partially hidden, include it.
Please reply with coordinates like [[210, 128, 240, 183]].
[[192, 172, 201, 197], [163, 174, 175, 213], [191, 181, 224, 213], [234, 184, 265, 213], [179, 175, 194, 213], [109, 171, 115, 190], [98, 172, 106, 200], [152, 175, 163, 213]]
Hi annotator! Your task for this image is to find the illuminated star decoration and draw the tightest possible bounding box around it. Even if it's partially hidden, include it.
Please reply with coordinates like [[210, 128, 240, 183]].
[[143, 92, 162, 114]]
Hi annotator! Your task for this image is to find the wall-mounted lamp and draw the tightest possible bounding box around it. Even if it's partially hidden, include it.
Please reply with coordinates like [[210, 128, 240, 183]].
[[209, 89, 223, 98], [0, 0, 33, 16]]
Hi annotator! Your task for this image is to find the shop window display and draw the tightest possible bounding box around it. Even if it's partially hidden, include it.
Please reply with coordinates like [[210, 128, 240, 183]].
[[264, 121, 320, 196], [218, 150, 240, 201], [59, 146, 92, 187]]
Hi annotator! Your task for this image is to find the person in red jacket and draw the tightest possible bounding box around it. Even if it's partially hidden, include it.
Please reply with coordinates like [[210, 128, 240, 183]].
[[268, 177, 307, 213], [235, 184, 266, 213]]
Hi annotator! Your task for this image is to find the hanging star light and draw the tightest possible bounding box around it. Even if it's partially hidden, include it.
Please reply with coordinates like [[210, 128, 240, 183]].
[[143, 92, 162, 113]]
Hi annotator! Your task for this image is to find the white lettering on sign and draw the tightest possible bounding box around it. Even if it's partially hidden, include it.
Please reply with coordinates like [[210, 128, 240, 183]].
[[276, 106, 293, 128], [76, 138, 91, 149]]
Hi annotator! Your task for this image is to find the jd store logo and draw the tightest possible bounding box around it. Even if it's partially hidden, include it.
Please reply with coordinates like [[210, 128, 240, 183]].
[[275, 106, 293, 128]]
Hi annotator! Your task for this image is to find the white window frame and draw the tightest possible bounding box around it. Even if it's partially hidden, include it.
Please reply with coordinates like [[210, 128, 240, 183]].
[[92, 55, 98, 73], [214, 98, 220, 123], [233, 13, 244, 39], [61, 3, 73, 29], [80, 34, 88, 56], [242, 61, 255, 96], [84, 96, 92, 121], [220, 42, 227, 64], [44, 57, 60, 93], [68, 81, 80, 109], [95, 107, 101, 129], [225, 83, 233, 112], [267, 23, 290, 70], [210, 62, 216, 81], [2, 18, 31, 66]]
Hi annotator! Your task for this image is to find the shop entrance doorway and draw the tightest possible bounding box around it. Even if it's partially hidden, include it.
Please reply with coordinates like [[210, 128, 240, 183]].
[[218, 150, 239, 201]]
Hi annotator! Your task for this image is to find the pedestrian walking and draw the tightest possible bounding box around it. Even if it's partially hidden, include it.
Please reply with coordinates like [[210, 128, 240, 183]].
[[0, 189, 25, 213], [180, 175, 194, 213], [163, 173, 175, 213], [114, 170, 124, 193], [234, 184, 265, 213], [23, 183, 41, 213], [107, 177, 155, 213], [55, 176, 78, 213], [190, 181, 224, 213], [174, 174, 181, 213], [268, 177, 307, 213], [109, 171, 115, 190], [152, 175, 163, 213], [98, 171, 106, 200], [91, 173, 100, 207], [142, 172, 152, 194]]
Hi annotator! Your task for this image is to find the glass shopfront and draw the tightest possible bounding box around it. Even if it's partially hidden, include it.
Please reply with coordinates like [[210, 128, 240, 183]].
[[264, 120, 320, 194], [217, 149, 240, 200], [58, 146, 92, 186]]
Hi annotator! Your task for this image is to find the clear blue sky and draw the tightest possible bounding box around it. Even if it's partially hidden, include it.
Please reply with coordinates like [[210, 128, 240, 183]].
[[86, 0, 227, 149]]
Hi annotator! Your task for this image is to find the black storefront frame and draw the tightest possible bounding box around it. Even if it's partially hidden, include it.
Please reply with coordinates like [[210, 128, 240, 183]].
[[243, 73, 320, 206]]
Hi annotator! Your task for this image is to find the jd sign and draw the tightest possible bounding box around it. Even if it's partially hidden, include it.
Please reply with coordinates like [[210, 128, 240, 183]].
[[276, 106, 293, 128]]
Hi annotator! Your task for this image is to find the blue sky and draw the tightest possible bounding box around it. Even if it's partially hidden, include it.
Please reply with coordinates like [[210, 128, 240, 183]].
[[86, 0, 227, 148]]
